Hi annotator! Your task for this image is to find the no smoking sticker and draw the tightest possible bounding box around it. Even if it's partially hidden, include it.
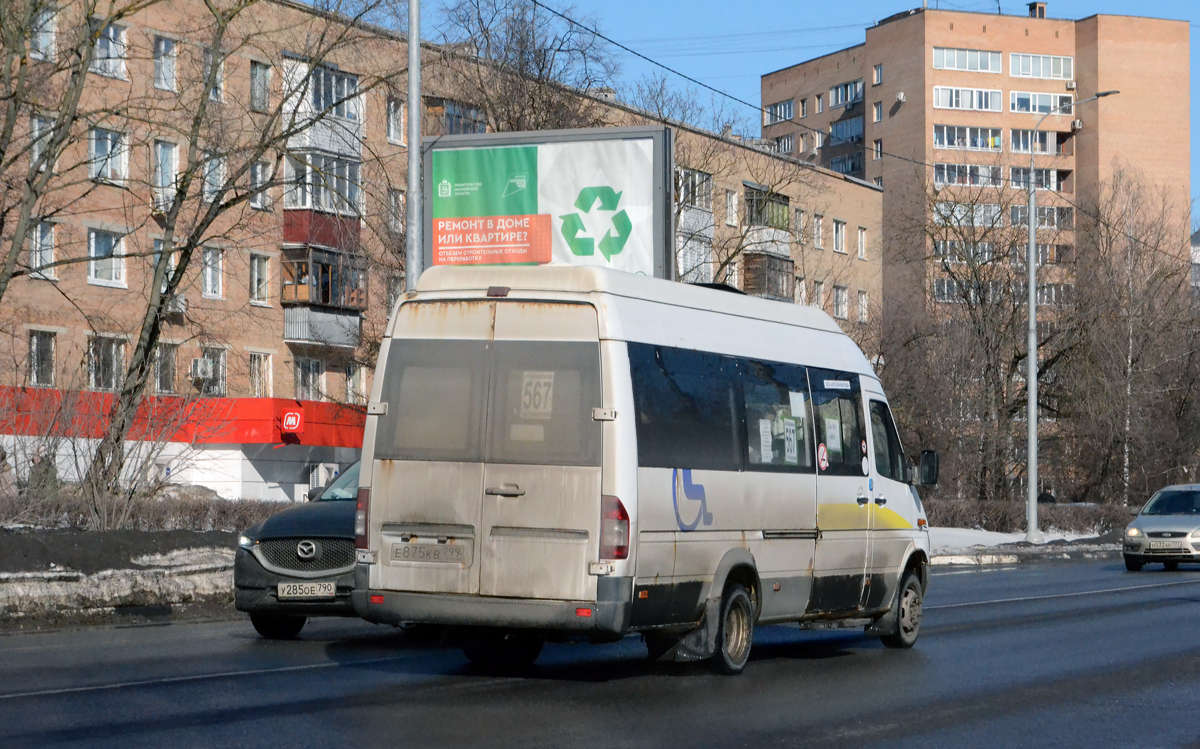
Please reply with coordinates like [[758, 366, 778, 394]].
[[818, 443, 829, 471]]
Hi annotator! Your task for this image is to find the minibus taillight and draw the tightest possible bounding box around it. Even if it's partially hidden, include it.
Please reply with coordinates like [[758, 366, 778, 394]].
[[599, 495, 629, 560], [355, 488, 370, 550]]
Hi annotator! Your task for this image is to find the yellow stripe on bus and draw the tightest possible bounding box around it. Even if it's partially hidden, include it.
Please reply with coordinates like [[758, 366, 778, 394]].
[[817, 503, 914, 531]]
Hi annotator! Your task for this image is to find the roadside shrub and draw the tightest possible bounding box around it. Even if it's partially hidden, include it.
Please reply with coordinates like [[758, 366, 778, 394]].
[[924, 498, 1132, 535]]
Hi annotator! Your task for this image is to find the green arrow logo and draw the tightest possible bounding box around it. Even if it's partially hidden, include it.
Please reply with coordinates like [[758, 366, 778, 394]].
[[560, 186, 631, 262]]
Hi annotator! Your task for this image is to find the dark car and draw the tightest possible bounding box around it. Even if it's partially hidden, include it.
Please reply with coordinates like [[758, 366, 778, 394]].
[[235, 462, 360, 638]]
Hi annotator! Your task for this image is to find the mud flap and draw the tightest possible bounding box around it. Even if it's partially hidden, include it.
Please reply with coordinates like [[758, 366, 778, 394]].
[[672, 596, 721, 662], [864, 597, 898, 636]]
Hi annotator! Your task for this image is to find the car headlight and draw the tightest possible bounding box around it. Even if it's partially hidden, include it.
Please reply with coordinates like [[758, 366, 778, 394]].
[[238, 534, 255, 549], [1125, 527, 1141, 538]]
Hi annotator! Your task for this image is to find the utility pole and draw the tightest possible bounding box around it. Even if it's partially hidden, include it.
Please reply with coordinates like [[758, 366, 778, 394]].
[[405, 0, 422, 292], [1025, 90, 1118, 543]]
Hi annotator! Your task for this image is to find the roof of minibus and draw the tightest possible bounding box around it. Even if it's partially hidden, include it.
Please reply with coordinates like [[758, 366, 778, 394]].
[[412, 265, 876, 379]]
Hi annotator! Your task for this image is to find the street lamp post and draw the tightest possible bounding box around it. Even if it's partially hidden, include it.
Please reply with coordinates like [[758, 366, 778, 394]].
[[1025, 89, 1118, 543], [405, 0, 422, 292]]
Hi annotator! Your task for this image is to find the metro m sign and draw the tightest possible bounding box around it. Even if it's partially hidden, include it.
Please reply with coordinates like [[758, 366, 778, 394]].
[[281, 409, 305, 434]]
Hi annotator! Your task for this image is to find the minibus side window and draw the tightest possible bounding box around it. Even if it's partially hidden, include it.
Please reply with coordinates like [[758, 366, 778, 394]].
[[628, 343, 741, 471], [486, 341, 602, 467], [869, 400, 906, 481], [740, 359, 814, 473], [810, 369, 867, 477], [375, 339, 488, 462]]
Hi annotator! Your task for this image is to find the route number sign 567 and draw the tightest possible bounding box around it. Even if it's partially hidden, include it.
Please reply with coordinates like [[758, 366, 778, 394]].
[[520, 371, 555, 420]]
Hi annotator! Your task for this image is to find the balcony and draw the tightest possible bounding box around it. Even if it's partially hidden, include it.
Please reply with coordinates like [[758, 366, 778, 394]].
[[281, 247, 367, 310], [283, 306, 361, 348]]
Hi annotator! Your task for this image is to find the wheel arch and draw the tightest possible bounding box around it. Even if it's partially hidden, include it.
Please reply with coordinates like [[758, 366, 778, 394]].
[[707, 548, 761, 619]]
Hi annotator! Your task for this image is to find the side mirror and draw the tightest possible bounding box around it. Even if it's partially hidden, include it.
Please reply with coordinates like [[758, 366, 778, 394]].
[[915, 450, 939, 487], [1128, 507, 1139, 517], [307, 488, 323, 502]]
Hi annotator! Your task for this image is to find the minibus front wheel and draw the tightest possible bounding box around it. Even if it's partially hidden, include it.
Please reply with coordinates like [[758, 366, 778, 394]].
[[879, 571, 923, 649]]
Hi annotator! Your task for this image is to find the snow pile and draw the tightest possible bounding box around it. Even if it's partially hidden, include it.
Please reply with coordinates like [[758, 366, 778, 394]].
[[928, 527, 1093, 555]]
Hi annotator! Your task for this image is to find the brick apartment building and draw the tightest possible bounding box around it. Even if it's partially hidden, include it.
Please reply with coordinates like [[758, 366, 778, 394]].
[[2, 0, 882, 501], [760, 2, 1191, 323]]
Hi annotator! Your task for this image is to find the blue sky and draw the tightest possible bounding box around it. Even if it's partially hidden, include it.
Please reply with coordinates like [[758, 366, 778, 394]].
[[427, 0, 1199, 205]]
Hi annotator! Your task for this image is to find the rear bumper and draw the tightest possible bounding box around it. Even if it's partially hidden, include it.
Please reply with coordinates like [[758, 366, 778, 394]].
[[352, 564, 632, 635]]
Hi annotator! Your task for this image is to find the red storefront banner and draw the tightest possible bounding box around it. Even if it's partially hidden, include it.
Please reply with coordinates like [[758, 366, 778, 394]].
[[432, 214, 552, 266]]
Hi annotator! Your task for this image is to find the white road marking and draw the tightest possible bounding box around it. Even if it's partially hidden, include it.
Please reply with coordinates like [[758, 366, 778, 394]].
[[927, 577, 1200, 610], [0, 653, 422, 701]]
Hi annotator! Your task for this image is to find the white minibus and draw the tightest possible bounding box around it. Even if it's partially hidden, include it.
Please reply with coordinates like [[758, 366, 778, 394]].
[[353, 265, 937, 674]]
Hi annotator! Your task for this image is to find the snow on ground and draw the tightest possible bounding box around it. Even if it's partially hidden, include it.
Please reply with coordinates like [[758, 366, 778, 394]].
[[928, 527, 1093, 554]]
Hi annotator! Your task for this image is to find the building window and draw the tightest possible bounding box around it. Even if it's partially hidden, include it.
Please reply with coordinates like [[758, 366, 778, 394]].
[[934, 125, 1002, 151], [677, 168, 713, 211], [872, 101, 882, 123], [745, 186, 789, 230], [725, 189, 738, 227], [153, 37, 176, 90], [933, 47, 1002, 73], [813, 214, 824, 248], [87, 229, 124, 286], [1010, 91, 1072, 115], [765, 100, 794, 125], [389, 189, 406, 233], [833, 220, 846, 254], [933, 87, 1002, 112], [800, 98, 808, 118], [30, 115, 52, 172], [88, 336, 123, 391], [833, 286, 849, 319], [346, 364, 366, 405], [285, 154, 361, 214], [250, 161, 270, 209], [154, 239, 176, 294], [812, 280, 824, 309], [677, 236, 713, 284], [829, 152, 864, 175], [1010, 53, 1073, 80], [857, 227, 867, 259], [858, 291, 869, 323], [249, 253, 269, 304], [29, 331, 54, 387], [935, 163, 1002, 188], [88, 128, 126, 182], [793, 209, 806, 243], [1010, 205, 1072, 230], [874, 177, 882, 187], [154, 343, 176, 394], [441, 99, 485, 134], [794, 277, 806, 305], [201, 247, 222, 298], [873, 139, 883, 160], [872, 64, 883, 85], [723, 260, 739, 289], [1011, 167, 1059, 191], [815, 94, 823, 113], [295, 358, 324, 401], [153, 140, 176, 210], [311, 65, 359, 120], [250, 61, 270, 112], [387, 97, 405, 144], [90, 22, 126, 78], [29, 221, 54, 279], [829, 80, 864, 108], [830, 115, 864, 144], [202, 151, 225, 203], [30, 8, 56, 61], [200, 347, 226, 397], [934, 202, 1002, 227], [773, 134, 794, 154], [249, 353, 271, 397], [1011, 128, 1056, 154]]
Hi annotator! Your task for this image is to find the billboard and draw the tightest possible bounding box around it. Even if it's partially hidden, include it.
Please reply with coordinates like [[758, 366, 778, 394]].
[[423, 126, 674, 279]]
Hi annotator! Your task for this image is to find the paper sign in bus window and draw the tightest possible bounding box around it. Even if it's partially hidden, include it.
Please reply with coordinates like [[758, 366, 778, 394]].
[[824, 417, 843, 455], [510, 424, 545, 442], [520, 371, 555, 420], [788, 391, 807, 424], [783, 418, 798, 464], [759, 419, 774, 463]]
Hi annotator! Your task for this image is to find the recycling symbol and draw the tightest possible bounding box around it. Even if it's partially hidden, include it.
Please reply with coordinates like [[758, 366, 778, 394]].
[[559, 186, 632, 261]]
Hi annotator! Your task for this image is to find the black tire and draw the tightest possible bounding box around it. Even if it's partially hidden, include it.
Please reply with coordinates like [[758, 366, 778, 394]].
[[1164, 561, 1180, 571], [1124, 556, 1143, 572], [250, 612, 306, 639], [880, 571, 923, 649], [711, 583, 754, 675], [462, 632, 544, 670]]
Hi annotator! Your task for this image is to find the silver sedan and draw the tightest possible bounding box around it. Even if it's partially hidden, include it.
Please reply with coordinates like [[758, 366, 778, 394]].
[[1123, 485, 1200, 571]]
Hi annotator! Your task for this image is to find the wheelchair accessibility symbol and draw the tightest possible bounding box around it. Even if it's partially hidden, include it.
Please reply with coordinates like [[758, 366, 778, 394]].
[[673, 468, 713, 532]]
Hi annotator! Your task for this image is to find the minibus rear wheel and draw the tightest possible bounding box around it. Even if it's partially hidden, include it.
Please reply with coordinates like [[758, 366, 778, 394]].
[[880, 571, 923, 649], [712, 583, 754, 675]]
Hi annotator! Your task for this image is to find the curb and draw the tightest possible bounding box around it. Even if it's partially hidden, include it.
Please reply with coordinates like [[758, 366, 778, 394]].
[[931, 544, 1122, 566]]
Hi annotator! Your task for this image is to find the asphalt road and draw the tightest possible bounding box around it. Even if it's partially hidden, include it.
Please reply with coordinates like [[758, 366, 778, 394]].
[[3, 560, 1200, 748]]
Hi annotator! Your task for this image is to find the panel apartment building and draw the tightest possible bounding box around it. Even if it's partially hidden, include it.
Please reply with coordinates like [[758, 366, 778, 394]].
[[4, 0, 883, 501], [760, 2, 1190, 322]]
